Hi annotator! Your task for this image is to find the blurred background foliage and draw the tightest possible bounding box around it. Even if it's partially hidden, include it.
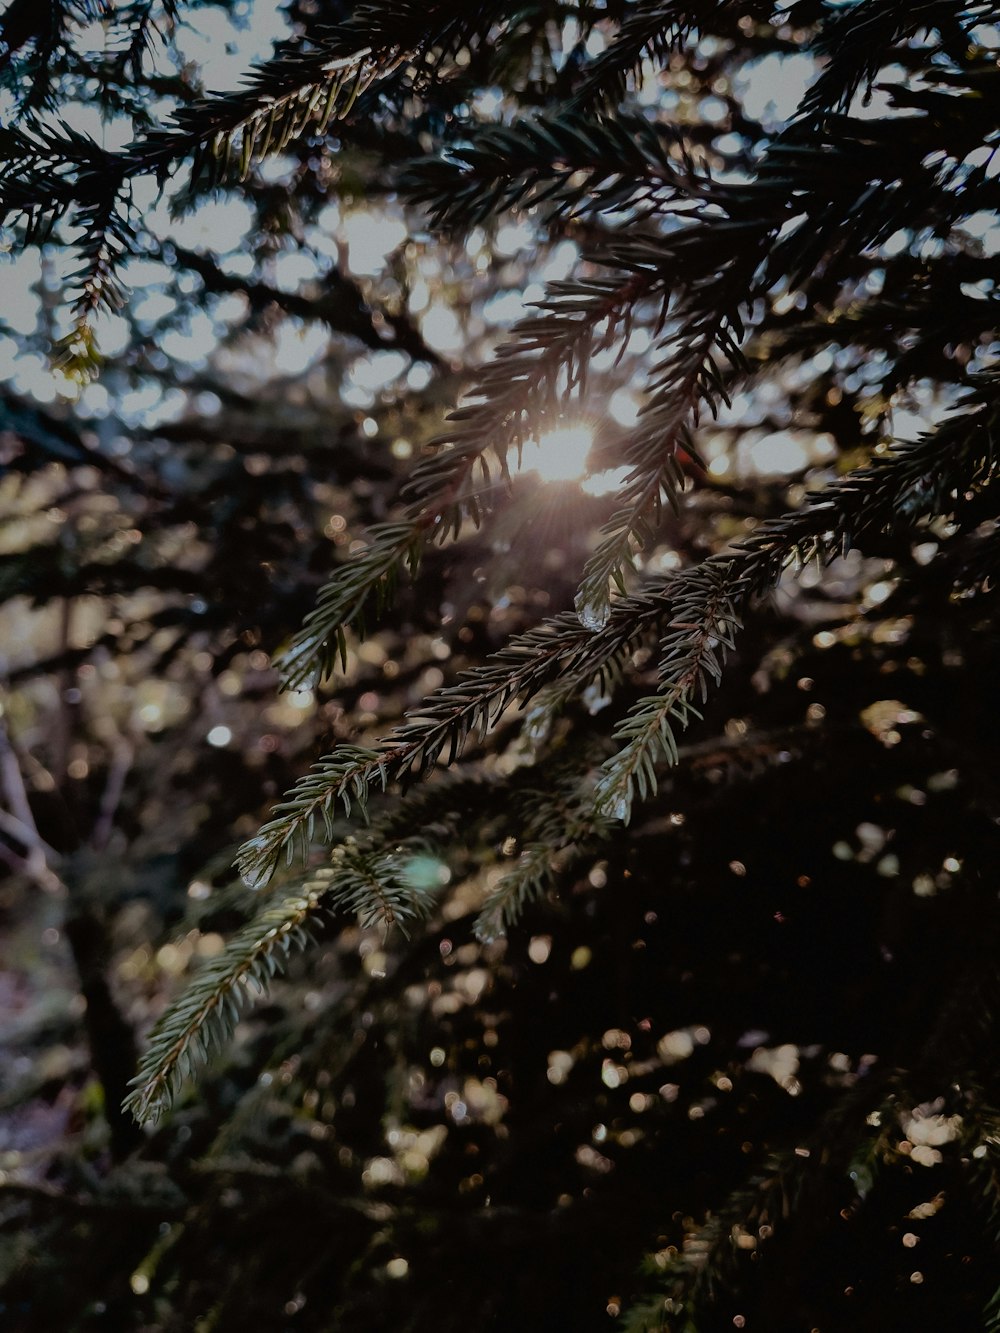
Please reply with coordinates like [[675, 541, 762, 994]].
[[1, 1, 1000, 1329]]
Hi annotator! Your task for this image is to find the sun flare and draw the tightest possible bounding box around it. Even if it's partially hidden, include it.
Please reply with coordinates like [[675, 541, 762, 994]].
[[523, 423, 595, 482], [521, 423, 626, 497]]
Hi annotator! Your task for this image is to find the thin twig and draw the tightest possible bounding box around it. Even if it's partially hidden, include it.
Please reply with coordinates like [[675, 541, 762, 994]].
[[0, 806, 61, 865], [0, 716, 62, 891], [91, 737, 134, 853]]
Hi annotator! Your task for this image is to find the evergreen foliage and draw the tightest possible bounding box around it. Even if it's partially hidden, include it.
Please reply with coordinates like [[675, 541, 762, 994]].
[[1, 1, 1000, 1329]]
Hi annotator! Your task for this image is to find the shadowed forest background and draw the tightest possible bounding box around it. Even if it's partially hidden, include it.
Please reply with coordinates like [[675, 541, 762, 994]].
[[1, 1, 1000, 1329]]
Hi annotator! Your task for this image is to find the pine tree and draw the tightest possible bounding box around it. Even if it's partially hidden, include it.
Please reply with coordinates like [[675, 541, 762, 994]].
[[2, 2, 1000, 1329]]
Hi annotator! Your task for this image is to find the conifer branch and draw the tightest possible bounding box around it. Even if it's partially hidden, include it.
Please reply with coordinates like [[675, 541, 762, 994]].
[[401, 109, 710, 230], [277, 524, 421, 690], [6, 0, 999, 1314], [475, 762, 614, 942], [124, 883, 330, 1125], [572, 79, 984, 629], [799, 0, 991, 119], [398, 269, 666, 515], [580, 375, 1000, 826], [235, 746, 389, 888], [256, 379, 1000, 882], [475, 841, 568, 946], [572, 0, 732, 108], [593, 563, 742, 824], [276, 270, 661, 688], [127, 835, 444, 1124], [250, 589, 687, 884], [575, 232, 758, 629], [734, 373, 1000, 574], [124, 0, 508, 187], [0, 2, 504, 345], [295, 103, 927, 686]]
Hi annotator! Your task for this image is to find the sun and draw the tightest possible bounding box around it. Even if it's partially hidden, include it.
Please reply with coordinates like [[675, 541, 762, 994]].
[[522, 423, 594, 482]]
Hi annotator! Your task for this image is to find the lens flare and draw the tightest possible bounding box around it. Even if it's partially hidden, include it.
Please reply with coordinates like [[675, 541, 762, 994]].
[[522, 424, 594, 482], [520, 423, 627, 496]]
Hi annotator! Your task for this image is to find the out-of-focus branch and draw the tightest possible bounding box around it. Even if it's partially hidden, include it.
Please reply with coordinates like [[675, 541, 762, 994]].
[[0, 693, 140, 1156], [0, 717, 63, 892], [0, 807, 61, 867], [91, 738, 134, 854]]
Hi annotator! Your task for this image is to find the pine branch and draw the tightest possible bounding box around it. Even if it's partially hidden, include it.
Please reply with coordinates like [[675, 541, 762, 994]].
[[277, 524, 420, 690], [126, 834, 444, 1124], [107, 0, 178, 84], [475, 760, 615, 941], [295, 102, 942, 681], [176, 755, 627, 1130], [574, 83, 1000, 628], [579, 374, 1000, 825], [131, 0, 498, 186], [754, 251, 999, 385], [0, 2, 509, 344], [0, 124, 132, 370], [475, 842, 566, 946], [253, 369, 1000, 888], [66, 1, 510, 191], [593, 562, 741, 823], [137, 761, 597, 1122], [1, 28, 385, 335], [574, 227, 758, 629], [236, 745, 388, 888], [398, 270, 662, 516], [249, 585, 688, 883], [571, 0, 746, 108], [738, 373, 1000, 570], [124, 883, 330, 1124], [255, 382, 1000, 883], [0, 0, 117, 111], [400, 108, 711, 231], [276, 269, 661, 688], [798, 0, 991, 119]]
